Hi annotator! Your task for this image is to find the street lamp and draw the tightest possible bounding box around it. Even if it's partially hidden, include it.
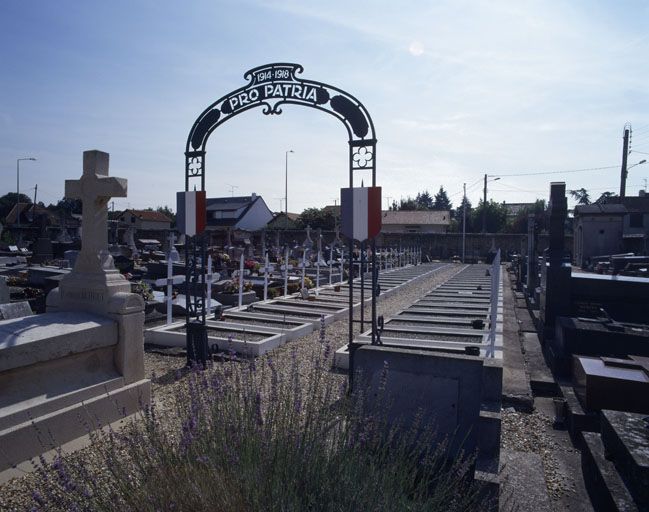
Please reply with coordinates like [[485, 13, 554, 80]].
[[285, 149, 294, 229], [482, 174, 500, 233], [16, 157, 37, 246]]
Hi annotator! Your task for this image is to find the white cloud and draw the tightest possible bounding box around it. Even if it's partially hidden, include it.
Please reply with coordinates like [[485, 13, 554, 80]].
[[408, 41, 424, 56]]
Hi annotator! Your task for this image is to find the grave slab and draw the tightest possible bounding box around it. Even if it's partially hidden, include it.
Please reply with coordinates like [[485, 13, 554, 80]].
[[581, 432, 638, 512], [600, 409, 649, 508]]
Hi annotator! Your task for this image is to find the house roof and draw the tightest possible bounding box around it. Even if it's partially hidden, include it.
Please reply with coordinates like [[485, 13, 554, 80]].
[[574, 204, 627, 215], [122, 209, 172, 223], [206, 195, 258, 212], [5, 203, 58, 225], [206, 194, 262, 228], [381, 210, 450, 225]]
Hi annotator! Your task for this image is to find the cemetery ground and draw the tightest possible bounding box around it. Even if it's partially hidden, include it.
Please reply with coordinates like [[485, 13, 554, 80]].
[[0, 263, 491, 511], [0, 261, 612, 511], [0, 265, 604, 511]]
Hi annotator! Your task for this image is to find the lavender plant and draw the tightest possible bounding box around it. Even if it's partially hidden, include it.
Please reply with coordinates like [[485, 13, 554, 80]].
[[28, 322, 487, 511]]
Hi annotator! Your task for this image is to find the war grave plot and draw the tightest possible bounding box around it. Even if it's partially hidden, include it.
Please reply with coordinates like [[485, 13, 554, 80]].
[[346, 262, 505, 497], [334, 263, 503, 369], [145, 260, 445, 357]]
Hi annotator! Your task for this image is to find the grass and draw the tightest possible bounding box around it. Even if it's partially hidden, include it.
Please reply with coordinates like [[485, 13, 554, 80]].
[[28, 318, 488, 511]]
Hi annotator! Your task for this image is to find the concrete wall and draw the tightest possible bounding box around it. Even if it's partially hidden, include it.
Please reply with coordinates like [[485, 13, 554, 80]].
[[381, 225, 447, 234], [354, 345, 499, 458]]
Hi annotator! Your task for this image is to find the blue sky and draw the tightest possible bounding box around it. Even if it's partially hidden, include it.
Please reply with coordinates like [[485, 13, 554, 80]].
[[1, 0, 648, 213]]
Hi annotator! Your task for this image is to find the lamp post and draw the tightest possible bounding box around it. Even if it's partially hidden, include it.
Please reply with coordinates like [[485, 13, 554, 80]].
[[482, 174, 500, 233], [16, 157, 37, 246], [285, 149, 294, 229], [462, 183, 466, 263]]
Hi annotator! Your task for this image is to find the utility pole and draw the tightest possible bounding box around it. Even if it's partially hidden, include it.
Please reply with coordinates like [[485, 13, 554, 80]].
[[462, 183, 466, 263], [620, 124, 630, 198], [482, 173, 487, 233]]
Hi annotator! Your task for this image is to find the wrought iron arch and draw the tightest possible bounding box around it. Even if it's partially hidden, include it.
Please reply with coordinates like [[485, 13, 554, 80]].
[[183, 63, 378, 385], [185, 63, 376, 191]]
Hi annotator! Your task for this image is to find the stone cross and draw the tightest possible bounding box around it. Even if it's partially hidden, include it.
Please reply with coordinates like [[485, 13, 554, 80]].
[[65, 151, 127, 273]]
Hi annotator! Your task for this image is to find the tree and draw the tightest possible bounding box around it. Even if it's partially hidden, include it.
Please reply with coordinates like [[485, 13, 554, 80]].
[[415, 191, 434, 210], [0, 192, 32, 221], [296, 208, 336, 230], [569, 188, 590, 205], [156, 205, 175, 223], [396, 196, 418, 211], [52, 198, 82, 215], [449, 196, 473, 232], [506, 199, 547, 234], [472, 199, 508, 233], [595, 191, 617, 205], [433, 186, 452, 211]]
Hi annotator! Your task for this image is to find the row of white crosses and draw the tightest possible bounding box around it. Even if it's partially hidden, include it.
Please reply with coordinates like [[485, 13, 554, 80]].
[[155, 232, 222, 325]]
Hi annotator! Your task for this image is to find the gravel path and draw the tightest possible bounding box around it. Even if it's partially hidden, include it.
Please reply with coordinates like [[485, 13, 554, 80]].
[[0, 263, 464, 511]]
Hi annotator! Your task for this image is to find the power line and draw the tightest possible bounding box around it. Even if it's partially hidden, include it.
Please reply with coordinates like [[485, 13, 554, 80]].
[[489, 165, 618, 177]]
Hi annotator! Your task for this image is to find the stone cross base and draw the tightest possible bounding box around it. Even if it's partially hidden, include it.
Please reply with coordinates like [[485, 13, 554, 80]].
[[48, 269, 131, 315]]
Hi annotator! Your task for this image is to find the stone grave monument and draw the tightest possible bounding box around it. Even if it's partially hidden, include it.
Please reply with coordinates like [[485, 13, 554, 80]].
[[0, 150, 150, 474], [539, 182, 571, 343], [524, 213, 536, 301]]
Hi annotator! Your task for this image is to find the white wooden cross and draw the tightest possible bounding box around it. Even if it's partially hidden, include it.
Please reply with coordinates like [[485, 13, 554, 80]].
[[65, 150, 127, 273], [155, 272, 185, 325], [283, 247, 290, 297], [238, 253, 244, 308], [263, 252, 270, 301]]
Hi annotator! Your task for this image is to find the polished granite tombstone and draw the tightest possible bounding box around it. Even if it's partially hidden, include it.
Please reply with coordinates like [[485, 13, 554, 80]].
[[539, 182, 571, 343], [569, 273, 649, 324], [573, 355, 649, 413], [552, 316, 649, 376]]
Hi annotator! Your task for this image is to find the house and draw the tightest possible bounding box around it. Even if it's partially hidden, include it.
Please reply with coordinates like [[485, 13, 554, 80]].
[[380, 210, 450, 234], [573, 203, 626, 267], [206, 193, 273, 231], [118, 209, 172, 230], [574, 193, 649, 267], [5, 203, 58, 227], [267, 212, 301, 229]]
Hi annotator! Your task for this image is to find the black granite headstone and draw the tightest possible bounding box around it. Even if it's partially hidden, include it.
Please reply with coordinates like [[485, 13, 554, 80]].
[[539, 182, 571, 342], [525, 214, 536, 297]]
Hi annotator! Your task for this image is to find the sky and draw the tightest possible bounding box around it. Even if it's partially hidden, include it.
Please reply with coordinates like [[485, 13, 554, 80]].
[[1, 0, 649, 214]]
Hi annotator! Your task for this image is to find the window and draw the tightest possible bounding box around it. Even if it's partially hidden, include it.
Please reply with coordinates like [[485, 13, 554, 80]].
[[629, 213, 643, 228]]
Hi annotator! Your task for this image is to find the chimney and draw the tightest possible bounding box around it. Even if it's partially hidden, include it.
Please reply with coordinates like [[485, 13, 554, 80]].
[[251, 192, 257, 199], [640, 190, 646, 197]]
